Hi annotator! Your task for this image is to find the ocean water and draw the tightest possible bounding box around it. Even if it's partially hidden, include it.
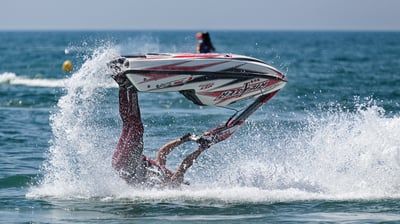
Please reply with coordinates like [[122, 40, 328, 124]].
[[1, 30, 400, 223]]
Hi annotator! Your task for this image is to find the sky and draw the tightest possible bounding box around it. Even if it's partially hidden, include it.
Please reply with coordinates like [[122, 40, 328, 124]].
[[1, 0, 400, 31]]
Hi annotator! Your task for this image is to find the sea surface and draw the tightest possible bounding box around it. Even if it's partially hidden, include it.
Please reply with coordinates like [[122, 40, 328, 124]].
[[1, 30, 400, 223]]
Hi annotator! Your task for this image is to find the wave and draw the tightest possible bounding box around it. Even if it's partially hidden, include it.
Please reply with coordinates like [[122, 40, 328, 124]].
[[0, 72, 65, 88], [0, 72, 117, 88], [0, 174, 35, 188]]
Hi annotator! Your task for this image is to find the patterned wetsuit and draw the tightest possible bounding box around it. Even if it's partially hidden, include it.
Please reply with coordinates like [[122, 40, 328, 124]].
[[112, 88, 172, 185]]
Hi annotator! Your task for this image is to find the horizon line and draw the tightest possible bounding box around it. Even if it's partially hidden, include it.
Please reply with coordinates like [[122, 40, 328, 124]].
[[0, 28, 399, 33]]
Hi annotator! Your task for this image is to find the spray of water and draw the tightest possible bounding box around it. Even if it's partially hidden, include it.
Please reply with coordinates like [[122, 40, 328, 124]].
[[28, 45, 125, 198], [196, 100, 400, 201], [28, 44, 400, 202]]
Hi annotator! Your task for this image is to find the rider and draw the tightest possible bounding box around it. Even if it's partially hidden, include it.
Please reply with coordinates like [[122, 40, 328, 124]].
[[111, 74, 208, 187]]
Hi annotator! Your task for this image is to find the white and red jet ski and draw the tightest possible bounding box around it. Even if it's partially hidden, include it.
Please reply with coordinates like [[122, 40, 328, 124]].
[[108, 53, 286, 107], [108, 53, 287, 148]]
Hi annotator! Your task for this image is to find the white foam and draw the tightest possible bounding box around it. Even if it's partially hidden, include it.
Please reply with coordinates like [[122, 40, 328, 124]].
[[0, 72, 64, 87], [28, 45, 121, 198], [27, 43, 400, 202], [0, 70, 118, 88], [204, 102, 400, 201]]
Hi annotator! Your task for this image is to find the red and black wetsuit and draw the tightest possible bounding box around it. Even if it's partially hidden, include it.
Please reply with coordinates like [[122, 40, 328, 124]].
[[112, 88, 172, 185]]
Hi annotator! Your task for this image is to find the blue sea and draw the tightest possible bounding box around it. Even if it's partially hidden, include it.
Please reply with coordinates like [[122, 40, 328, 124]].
[[1, 31, 400, 223]]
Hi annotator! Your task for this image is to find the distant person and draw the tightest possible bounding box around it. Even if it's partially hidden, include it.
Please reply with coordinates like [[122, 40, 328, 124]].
[[196, 32, 216, 53], [111, 74, 208, 187]]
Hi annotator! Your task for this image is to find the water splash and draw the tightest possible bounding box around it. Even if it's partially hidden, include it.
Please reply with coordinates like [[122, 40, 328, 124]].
[[196, 100, 400, 201], [27, 44, 400, 202], [29, 45, 124, 198]]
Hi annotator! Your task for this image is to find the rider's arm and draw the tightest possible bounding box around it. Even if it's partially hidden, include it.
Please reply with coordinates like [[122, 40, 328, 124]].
[[170, 145, 207, 184], [156, 133, 192, 167]]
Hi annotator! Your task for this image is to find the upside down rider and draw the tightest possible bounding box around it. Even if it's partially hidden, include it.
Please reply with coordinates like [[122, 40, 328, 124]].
[[111, 74, 208, 187]]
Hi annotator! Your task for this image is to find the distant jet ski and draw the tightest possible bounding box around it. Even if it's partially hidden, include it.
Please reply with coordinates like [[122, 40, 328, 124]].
[[108, 53, 287, 149], [108, 53, 287, 106]]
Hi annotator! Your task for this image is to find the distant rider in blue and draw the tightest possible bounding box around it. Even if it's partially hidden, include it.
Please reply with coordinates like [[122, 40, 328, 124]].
[[111, 74, 207, 187], [196, 32, 216, 53]]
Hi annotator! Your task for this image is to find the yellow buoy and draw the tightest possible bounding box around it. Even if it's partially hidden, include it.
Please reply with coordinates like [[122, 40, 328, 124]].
[[62, 60, 73, 72]]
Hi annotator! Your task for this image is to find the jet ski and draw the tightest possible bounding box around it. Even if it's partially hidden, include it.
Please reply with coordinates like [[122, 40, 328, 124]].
[[108, 53, 287, 149], [108, 53, 286, 106]]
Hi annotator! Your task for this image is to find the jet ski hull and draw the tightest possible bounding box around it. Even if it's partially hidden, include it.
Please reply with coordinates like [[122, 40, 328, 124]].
[[108, 53, 287, 106]]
